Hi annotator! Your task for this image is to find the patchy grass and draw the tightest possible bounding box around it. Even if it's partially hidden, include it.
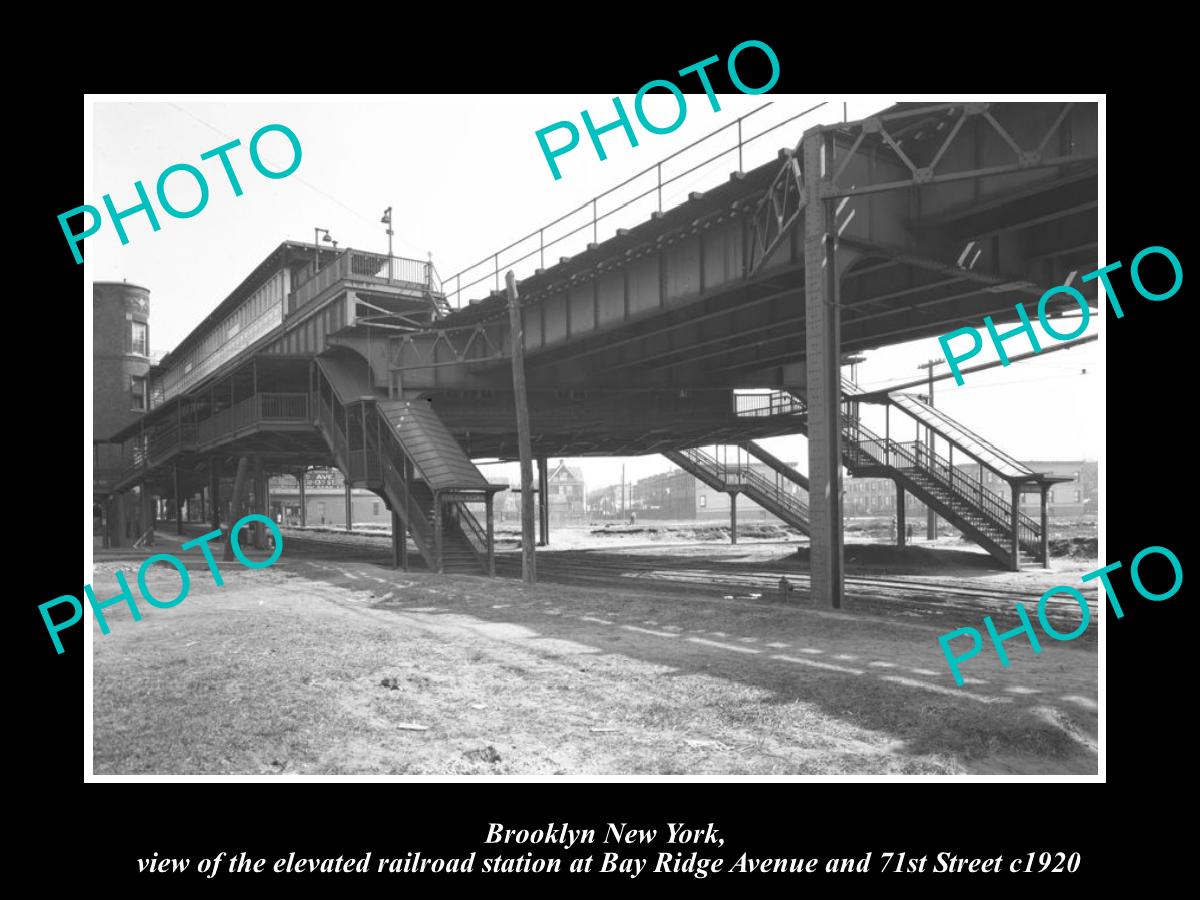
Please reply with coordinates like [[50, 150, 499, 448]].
[[92, 547, 1097, 776]]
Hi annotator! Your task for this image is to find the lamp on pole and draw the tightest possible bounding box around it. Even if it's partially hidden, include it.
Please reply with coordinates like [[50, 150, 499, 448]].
[[381, 207, 394, 282], [314, 228, 333, 274]]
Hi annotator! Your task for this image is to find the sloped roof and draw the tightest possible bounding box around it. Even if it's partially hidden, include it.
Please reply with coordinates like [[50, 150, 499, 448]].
[[377, 398, 494, 491]]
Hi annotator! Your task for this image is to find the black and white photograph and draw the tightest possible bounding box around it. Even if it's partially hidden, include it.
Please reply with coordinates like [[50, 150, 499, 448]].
[[80, 92, 1104, 780]]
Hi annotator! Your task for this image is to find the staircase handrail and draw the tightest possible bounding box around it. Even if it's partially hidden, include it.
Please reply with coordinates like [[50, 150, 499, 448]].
[[446, 502, 490, 569], [677, 447, 808, 519], [844, 417, 1040, 541]]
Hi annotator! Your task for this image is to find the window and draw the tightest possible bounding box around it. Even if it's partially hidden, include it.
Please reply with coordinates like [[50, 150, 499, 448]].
[[131, 321, 148, 356], [699, 494, 707, 508], [184, 361, 193, 375], [373, 501, 381, 516], [130, 375, 147, 411], [1074, 490, 1082, 503], [1048, 490, 1055, 503]]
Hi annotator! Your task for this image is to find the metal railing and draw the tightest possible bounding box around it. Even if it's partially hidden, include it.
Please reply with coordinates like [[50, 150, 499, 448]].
[[376, 436, 434, 557], [732, 384, 1041, 553], [675, 447, 809, 522], [446, 502, 489, 564], [316, 391, 349, 469], [733, 391, 807, 417], [260, 392, 309, 419], [290, 249, 440, 315], [111, 392, 308, 487], [440, 101, 829, 310], [197, 393, 308, 448], [842, 417, 1041, 550]]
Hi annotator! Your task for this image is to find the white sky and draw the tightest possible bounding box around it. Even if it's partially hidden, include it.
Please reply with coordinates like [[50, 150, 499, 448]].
[[89, 94, 1101, 493]]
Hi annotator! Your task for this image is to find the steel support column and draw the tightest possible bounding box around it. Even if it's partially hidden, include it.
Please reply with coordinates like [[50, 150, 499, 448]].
[[926, 427, 938, 541], [174, 465, 183, 534], [486, 494, 495, 577], [1010, 483, 1022, 572], [391, 509, 404, 570], [803, 131, 844, 609], [729, 491, 738, 544], [253, 455, 266, 549], [298, 467, 307, 526], [223, 456, 250, 561], [141, 483, 155, 547], [896, 482, 906, 547], [1040, 485, 1050, 570], [508, 268, 536, 584], [344, 480, 352, 533], [209, 458, 221, 535], [112, 493, 126, 548], [433, 493, 443, 574], [537, 456, 549, 546]]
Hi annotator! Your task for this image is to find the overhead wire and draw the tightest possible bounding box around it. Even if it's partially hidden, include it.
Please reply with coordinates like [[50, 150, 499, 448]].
[[159, 102, 426, 256]]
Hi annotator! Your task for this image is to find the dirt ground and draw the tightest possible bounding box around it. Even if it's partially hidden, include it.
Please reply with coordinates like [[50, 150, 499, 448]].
[[91, 527, 1098, 777]]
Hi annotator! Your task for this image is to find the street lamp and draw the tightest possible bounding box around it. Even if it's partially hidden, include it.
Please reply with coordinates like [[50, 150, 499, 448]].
[[314, 228, 333, 273], [381, 207, 394, 282]]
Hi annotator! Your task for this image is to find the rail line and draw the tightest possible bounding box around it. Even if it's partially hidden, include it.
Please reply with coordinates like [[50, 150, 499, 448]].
[[272, 528, 1092, 636]]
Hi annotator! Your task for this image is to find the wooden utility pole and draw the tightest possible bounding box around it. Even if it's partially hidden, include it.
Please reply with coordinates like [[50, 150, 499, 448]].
[[507, 271, 536, 583]]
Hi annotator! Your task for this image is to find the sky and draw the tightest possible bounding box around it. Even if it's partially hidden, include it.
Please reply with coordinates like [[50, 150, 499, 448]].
[[88, 94, 1102, 493]]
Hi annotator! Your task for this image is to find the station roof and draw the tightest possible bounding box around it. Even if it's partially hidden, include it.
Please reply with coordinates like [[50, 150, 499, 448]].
[[155, 241, 339, 370]]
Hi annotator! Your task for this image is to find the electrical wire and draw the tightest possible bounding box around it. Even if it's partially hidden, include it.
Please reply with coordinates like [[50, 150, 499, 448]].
[[159, 102, 426, 256]]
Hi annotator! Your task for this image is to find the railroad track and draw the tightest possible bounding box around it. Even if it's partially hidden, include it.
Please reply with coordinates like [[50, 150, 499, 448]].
[[494, 551, 1093, 632], [277, 529, 1092, 634]]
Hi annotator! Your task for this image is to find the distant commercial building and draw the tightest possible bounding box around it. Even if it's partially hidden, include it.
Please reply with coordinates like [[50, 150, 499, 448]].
[[586, 483, 625, 519], [625, 469, 695, 520], [267, 467, 392, 527]]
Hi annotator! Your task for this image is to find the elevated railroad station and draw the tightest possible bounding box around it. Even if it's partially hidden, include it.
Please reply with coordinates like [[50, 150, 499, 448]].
[[93, 101, 1097, 608]]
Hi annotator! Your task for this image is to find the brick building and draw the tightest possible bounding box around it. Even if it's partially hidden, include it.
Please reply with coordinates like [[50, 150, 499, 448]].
[[597, 463, 805, 524], [268, 467, 393, 527], [93, 281, 153, 545]]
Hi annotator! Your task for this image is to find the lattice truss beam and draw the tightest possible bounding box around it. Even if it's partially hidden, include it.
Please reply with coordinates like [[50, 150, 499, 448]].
[[391, 324, 506, 371], [748, 101, 1095, 278]]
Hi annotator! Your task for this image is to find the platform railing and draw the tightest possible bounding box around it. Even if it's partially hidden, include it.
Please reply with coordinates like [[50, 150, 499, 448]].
[[111, 392, 308, 488], [733, 391, 806, 417], [289, 249, 441, 315]]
